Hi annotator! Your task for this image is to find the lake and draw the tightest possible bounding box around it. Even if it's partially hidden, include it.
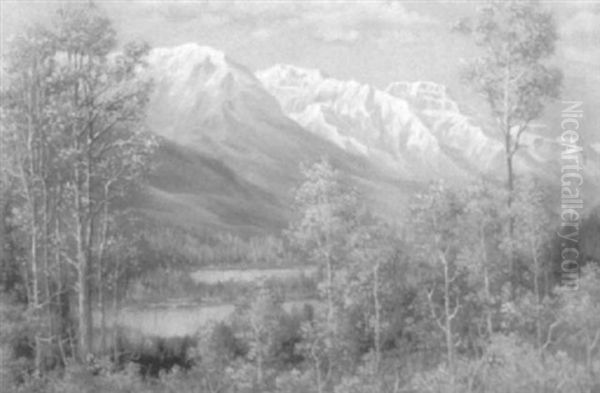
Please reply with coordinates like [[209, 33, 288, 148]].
[[95, 299, 318, 337], [189, 266, 319, 284]]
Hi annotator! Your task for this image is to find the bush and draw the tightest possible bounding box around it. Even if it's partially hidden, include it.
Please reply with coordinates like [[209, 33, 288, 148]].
[[410, 334, 594, 393]]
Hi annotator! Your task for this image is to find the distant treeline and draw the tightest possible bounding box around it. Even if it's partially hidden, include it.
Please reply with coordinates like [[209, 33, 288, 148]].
[[137, 225, 292, 269]]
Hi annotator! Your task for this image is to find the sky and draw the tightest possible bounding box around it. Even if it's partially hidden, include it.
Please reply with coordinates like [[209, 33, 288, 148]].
[[1, 0, 599, 144], [1, 0, 598, 90]]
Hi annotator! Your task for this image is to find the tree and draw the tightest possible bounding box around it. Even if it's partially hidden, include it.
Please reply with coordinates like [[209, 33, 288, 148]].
[[457, 180, 507, 339], [510, 177, 554, 353], [52, 5, 154, 360], [460, 0, 562, 293], [343, 217, 397, 372], [236, 284, 287, 386], [2, 24, 66, 374], [557, 264, 600, 380], [192, 322, 243, 393], [1, 3, 155, 366], [298, 315, 329, 393], [287, 158, 362, 382], [412, 333, 590, 393], [410, 182, 465, 376]]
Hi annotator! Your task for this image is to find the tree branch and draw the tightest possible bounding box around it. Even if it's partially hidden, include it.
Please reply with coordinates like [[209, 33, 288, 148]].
[[427, 288, 447, 333], [449, 295, 460, 321], [590, 328, 600, 353], [542, 319, 562, 351]]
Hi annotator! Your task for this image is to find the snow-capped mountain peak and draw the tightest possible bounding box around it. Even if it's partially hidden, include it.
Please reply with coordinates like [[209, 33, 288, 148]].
[[151, 43, 227, 66], [386, 81, 459, 113], [145, 43, 284, 142], [258, 63, 327, 88], [143, 45, 557, 183], [257, 64, 506, 178], [149, 43, 231, 87]]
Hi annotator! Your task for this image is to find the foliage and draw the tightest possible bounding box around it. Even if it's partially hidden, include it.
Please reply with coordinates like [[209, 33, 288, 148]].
[[1, 1, 156, 369], [461, 0, 562, 142], [460, 0, 562, 297], [138, 225, 291, 268]]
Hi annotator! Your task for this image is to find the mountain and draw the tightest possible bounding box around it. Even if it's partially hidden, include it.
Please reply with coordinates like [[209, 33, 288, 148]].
[[132, 44, 599, 236], [258, 63, 600, 204], [257, 64, 507, 180], [136, 44, 409, 235]]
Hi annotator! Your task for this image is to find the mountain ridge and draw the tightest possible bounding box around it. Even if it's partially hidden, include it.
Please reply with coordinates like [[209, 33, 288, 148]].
[[132, 43, 599, 235], [257, 63, 508, 180], [139, 44, 410, 235]]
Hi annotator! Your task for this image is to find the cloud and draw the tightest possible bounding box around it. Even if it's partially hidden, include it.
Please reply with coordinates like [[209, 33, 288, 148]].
[[295, 1, 436, 44], [251, 28, 273, 41], [149, 0, 298, 26], [143, 1, 436, 45], [375, 30, 420, 49], [557, 6, 600, 66], [560, 9, 600, 47], [315, 26, 360, 44]]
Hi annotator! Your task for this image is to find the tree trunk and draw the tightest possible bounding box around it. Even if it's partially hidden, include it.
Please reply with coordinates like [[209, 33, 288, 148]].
[[99, 270, 106, 355], [42, 180, 57, 370], [326, 253, 334, 329], [30, 209, 43, 375], [502, 55, 517, 301], [532, 241, 543, 356], [325, 249, 334, 382], [373, 261, 381, 372], [480, 226, 493, 337], [506, 147, 514, 202], [443, 254, 454, 372], [75, 171, 92, 360], [312, 347, 322, 393], [506, 137, 517, 300], [483, 266, 493, 338], [251, 320, 264, 386], [98, 198, 110, 355], [25, 81, 43, 374], [256, 343, 263, 386], [77, 249, 91, 360], [84, 107, 95, 359], [112, 265, 120, 362], [586, 330, 600, 381]]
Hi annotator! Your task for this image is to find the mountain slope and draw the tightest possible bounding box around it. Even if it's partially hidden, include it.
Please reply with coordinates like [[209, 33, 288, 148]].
[[257, 64, 508, 180], [137, 44, 409, 235], [133, 44, 598, 235]]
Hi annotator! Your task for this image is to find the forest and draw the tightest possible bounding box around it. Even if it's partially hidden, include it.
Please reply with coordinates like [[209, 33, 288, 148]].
[[1, 2, 600, 393]]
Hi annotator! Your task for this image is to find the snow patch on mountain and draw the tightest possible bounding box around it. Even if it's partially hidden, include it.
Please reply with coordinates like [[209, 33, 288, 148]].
[[146, 43, 283, 143], [257, 64, 503, 176], [257, 65, 441, 155], [386, 81, 502, 162]]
